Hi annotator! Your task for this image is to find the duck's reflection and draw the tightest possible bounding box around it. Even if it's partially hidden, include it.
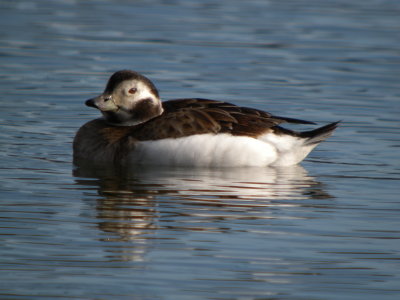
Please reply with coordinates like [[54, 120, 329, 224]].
[[74, 164, 331, 261]]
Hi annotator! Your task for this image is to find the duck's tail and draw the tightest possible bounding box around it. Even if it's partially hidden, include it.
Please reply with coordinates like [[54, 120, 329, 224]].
[[299, 121, 340, 146]]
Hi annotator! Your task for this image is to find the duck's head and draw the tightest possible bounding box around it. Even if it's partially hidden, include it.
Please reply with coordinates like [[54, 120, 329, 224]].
[[85, 70, 163, 126]]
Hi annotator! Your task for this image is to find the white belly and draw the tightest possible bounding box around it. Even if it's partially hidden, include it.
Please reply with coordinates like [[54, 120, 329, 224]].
[[129, 133, 278, 167]]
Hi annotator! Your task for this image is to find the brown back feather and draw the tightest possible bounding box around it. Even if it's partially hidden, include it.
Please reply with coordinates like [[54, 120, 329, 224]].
[[129, 98, 300, 140]]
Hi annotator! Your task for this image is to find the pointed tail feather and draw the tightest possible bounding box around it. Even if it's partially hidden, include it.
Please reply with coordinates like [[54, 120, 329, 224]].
[[274, 115, 316, 125], [300, 121, 340, 146]]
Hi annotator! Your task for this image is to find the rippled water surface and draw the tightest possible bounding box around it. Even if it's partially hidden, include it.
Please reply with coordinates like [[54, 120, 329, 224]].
[[1, 0, 399, 299]]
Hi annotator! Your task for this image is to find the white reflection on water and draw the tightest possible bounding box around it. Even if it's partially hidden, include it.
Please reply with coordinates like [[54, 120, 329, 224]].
[[74, 164, 331, 262]]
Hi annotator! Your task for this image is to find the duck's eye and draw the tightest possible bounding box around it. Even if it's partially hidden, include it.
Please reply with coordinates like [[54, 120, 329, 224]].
[[104, 96, 112, 102], [128, 88, 137, 94]]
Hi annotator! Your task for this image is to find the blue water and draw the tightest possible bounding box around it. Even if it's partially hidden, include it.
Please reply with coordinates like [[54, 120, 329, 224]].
[[1, 0, 399, 299]]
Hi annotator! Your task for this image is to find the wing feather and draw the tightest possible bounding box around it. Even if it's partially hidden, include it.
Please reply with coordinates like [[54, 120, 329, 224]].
[[129, 98, 315, 140]]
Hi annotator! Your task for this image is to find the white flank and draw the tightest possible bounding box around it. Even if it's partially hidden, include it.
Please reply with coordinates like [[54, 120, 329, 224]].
[[130, 133, 278, 167], [260, 133, 317, 166]]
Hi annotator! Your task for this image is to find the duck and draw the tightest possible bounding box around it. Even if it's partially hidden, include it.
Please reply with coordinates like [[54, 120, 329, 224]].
[[73, 70, 339, 167]]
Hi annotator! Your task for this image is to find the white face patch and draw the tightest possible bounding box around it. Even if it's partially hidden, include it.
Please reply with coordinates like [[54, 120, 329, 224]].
[[134, 81, 157, 102], [102, 79, 163, 126], [113, 79, 159, 111]]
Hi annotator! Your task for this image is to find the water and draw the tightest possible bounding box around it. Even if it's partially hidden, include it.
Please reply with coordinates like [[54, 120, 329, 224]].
[[1, 0, 399, 299]]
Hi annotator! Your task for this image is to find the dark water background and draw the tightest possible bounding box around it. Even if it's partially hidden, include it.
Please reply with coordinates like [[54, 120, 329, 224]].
[[0, 0, 399, 299]]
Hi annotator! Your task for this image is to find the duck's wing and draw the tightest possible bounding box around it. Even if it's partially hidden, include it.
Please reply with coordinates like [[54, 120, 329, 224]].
[[130, 98, 315, 140]]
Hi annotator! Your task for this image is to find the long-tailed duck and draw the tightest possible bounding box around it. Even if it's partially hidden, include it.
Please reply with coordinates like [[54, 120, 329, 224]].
[[73, 70, 339, 167]]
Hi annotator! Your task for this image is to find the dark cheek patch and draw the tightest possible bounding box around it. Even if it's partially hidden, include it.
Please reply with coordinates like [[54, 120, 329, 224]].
[[133, 98, 160, 120]]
